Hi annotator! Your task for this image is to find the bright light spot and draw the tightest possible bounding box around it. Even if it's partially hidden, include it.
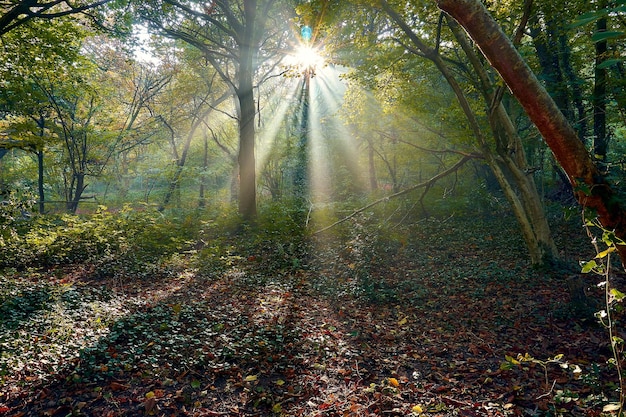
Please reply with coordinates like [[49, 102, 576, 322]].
[[132, 25, 160, 66], [286, 45, 325, 73]]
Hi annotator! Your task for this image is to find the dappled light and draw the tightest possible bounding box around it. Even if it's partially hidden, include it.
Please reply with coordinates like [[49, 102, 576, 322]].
[[2, 0, 626, 415]]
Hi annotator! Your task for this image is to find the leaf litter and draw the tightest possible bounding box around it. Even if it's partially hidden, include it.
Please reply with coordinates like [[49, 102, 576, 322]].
[[0, 214, 621, 416]]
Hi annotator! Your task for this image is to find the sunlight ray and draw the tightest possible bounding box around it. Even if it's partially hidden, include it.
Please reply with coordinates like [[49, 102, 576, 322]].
[[307, 66, 366, 203], [256, 77, 301, 172]]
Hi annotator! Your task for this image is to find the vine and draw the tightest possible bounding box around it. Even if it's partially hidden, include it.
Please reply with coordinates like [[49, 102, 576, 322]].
[[581, 215, 626, 414]]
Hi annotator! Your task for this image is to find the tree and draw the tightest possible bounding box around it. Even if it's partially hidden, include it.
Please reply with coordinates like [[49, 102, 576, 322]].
[[153, 58, 230, 211], [319, 0, 557, 264], [436, 0, 626, 266], [0, 0, 116, 35], [0, 15, 89, 212], [134, 0, 289, 220]]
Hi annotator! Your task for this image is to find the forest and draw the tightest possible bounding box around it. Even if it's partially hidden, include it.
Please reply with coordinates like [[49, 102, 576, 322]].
[[2, 0, 626, 416]]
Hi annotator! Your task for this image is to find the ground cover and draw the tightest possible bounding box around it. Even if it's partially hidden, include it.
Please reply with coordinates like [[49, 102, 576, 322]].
[[0, 213, 621, 416]]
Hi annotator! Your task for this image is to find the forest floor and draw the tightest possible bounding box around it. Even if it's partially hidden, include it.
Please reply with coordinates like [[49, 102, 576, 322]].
[[0, 212, 623, 416]]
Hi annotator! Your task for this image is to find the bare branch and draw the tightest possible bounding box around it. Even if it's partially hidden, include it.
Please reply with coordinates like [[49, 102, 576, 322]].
[[313, 155, 477, 235]]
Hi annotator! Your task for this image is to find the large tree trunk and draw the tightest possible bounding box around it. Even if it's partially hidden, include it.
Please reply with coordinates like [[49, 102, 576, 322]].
[[236, 1, 258, 221], [437, 0, 626, 266], [448, 17, 558, 263]]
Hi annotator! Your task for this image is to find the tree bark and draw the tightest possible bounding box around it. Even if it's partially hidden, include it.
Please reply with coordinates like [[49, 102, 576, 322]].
[[593, 15, 608, 162], [437, 0, 626, 265], [235, 0, 259, 221]]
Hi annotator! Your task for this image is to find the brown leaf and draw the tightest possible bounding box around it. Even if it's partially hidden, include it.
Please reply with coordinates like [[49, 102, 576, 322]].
[[110, 381, 128, 391], [144, 397, 157, 414]]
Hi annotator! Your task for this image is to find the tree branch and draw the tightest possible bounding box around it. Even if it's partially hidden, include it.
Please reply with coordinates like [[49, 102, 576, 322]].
[[313, 155, 476, 235]]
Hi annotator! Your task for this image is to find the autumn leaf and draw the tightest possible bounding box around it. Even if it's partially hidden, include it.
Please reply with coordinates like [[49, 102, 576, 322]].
[[110, 381, 127, 391], [397, 317, 407, 326], [244, 374, 258, 382], [388, 377, 400, 387], [144, 392, 157, 415], [412, 404, 424, 414]]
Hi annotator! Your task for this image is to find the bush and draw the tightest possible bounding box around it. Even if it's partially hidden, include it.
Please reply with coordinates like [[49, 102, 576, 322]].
[[0, 205, 198, 278]]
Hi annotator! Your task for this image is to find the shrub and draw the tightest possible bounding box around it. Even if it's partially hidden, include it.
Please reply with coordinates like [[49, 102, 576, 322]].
[[0, 205, 197, 277]]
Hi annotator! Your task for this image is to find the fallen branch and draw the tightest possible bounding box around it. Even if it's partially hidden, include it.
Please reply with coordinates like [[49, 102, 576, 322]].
[[313, 154, 477, 235]]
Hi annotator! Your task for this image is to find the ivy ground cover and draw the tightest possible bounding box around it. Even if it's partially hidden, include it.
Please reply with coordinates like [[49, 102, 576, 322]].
[[0, 214, 620, 416]]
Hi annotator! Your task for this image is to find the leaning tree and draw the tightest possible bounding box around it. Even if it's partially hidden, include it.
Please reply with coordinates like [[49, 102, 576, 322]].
[[437, 0, 626, 266]]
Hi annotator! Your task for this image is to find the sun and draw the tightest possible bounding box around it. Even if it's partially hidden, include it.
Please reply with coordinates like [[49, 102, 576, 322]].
[[285, 45, 326, 74]]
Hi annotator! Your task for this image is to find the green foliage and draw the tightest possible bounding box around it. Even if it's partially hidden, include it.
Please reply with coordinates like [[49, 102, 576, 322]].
[[0, 205, 196, 277], [0, 272, 121, 384]]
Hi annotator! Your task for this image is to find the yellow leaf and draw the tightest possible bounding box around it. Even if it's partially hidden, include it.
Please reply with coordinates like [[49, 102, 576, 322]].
[[145, 391, 155, 399], [272, 403, 282, 413], [596, 246, 616, 259], [275, 379, 285, 386], [412, 404, 423, 414], [388, 377, 400, 387], [398, 317, 407, 326], [244, 375, 258, 382]]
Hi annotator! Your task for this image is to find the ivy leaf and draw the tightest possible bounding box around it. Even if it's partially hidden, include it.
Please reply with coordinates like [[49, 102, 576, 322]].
[[581, 260, 597, 273], [597, 58, 623, 69], [505, 355, 520, 365], [569, 13, 605, 29], [596, 247, 616, 259], [610, 288, 626, 301]]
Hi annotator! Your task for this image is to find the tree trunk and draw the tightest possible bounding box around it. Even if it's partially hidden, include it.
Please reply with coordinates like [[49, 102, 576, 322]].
[[593, 15, 608, 162], [37, 150, 44, 214], [160, 115, 205, 211], [199, 133, 209, 208], [236, 1, 258, 221], [437, 0, 626, 266], [67, 172, 85, 214], [367, 138, 378, 191], [448, 17, 558, 262]]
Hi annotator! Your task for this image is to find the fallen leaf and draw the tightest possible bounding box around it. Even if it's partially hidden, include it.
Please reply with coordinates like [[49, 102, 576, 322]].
[[388, 377, 400, 387], [412, 404, 423, 413], [110, 382, 127, 391], [244, 375, 258, 382], [144, 397, 156, 414], [603, 403, 621, 412]]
